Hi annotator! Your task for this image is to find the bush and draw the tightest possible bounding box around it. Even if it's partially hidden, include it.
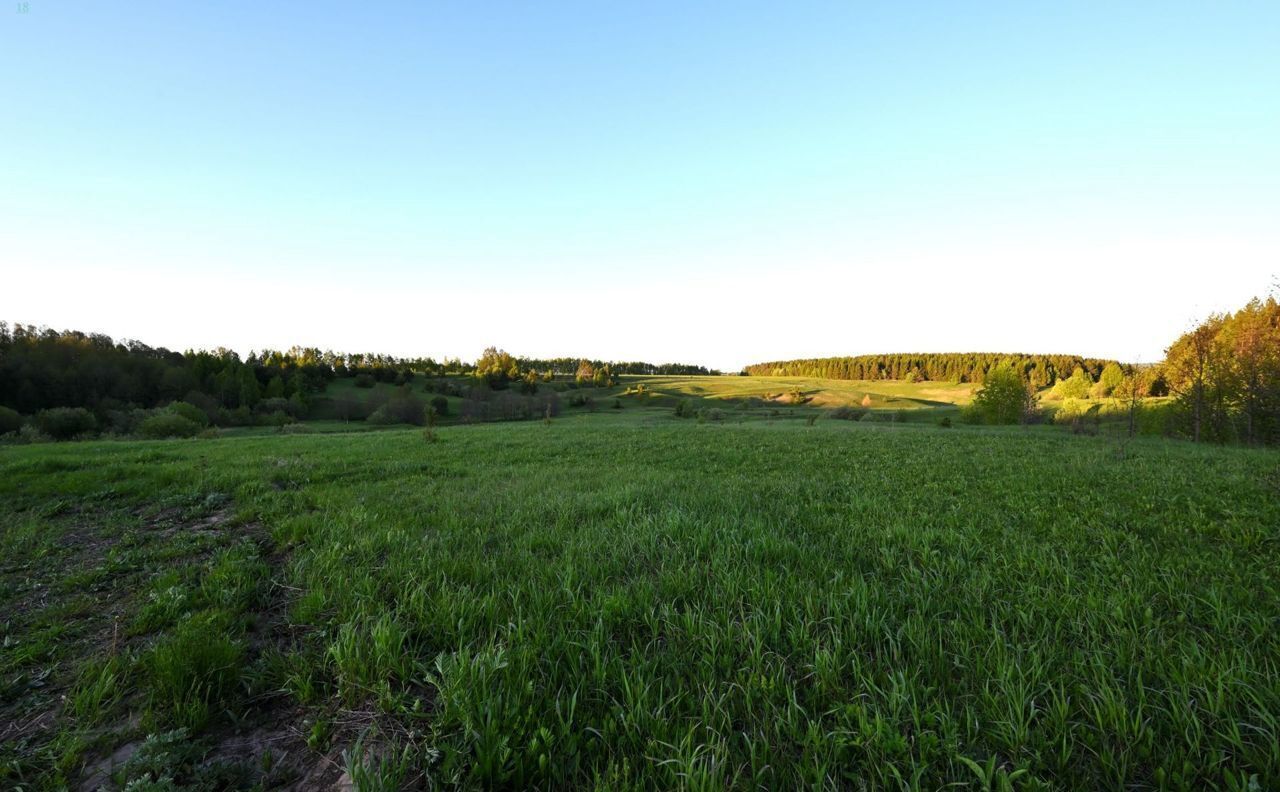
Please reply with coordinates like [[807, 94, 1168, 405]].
[[35, 407, 97, 440], [674, 398, 696, 418], [1098, 362, 1126, 395], [458, 391, 561, 423], [1053, 398, 1092, 425], [354, 373, 376, 389], [1051, 398, 1101, 434], [181, 390, 223, 425], [14, 425, 51, 444], [257, 397, 305, 420], [0, 405, 21, 435], [138, 413, 203, 439], [830, 405, 867, 421], [262, 410, 292, 428], [369, 390, 426, 425], [970, 365, 1036, 425], [100, 407, 137, 435], [430, 396, 449, 417], [939, 416, 952, 428], [1051, 367, 1094, 400], [167, 401, 209, 427], [1138, 400, 1176, 436]]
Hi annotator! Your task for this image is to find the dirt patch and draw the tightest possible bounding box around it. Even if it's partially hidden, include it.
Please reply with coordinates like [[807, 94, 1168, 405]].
[[0, 498, 333, 790]]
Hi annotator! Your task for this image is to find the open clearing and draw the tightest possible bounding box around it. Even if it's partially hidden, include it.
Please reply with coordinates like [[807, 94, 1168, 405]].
[[2, 412, 1278, 789]]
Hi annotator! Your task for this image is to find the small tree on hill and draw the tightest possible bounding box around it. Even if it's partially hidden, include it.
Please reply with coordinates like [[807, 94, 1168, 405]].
[[475, 347, 520, 390], [1097, 362, 1126, 396], [970, 364, 1035, 424], [1052, 367, 1094, 400]]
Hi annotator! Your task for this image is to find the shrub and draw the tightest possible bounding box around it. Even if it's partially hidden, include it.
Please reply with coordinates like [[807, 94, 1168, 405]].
[[167, 401, 209, 427], [430, 396, 449, 416], [35, 407, 97, 440], [0, 405, 21, 435], [1051, 367, 1094, 400], [369, 390, 426, 425], [100, 407, 138, 435], [288, 392, 309, 419], [458, 391, 561, 423], [1054, 398, 1091, 424], [673, 398, 696, 418], [1052, 398, 1101, 434], [14, 425, 51, 444], [1098, 362, 1126, 395], [354, 373, 376, 389], [256, 396, 307, 421], [181, 390, 222, 425], [1138, 400, 1176, 436], [831, 405, 867, 421], [939, 416, 952, 428], [970, 365, 1036, 425], [138, 413, 203, 439]]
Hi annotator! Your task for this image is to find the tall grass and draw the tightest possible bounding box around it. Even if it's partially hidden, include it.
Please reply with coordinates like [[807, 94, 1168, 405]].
[[1, 417, 1277, 788]]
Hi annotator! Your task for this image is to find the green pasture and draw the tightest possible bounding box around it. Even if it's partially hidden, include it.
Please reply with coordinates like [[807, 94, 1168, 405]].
[[2, 412, 1277, 789]]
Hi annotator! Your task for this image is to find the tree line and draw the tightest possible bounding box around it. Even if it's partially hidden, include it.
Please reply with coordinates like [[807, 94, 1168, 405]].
[[516, 357, 717, 377], [743, 352, 1125, 388], [0, 324, 714, 430], [0, 322, 446, 416]]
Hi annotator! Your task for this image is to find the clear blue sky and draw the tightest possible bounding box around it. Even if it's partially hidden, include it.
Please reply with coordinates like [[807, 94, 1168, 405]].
[[3, 2, 1277, 369]]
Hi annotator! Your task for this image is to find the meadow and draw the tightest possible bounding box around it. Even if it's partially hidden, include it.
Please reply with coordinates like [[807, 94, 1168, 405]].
[[2, 404, 1278, 790]]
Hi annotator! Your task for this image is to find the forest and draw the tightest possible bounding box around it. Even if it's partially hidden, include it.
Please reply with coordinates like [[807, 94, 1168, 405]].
[[744, 352, 1131, 388], [0, 324, 703, 419]]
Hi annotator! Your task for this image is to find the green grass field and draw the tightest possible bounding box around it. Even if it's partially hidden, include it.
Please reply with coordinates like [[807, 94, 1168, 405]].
[[619, 375, 976, 409], [2, 411, 1278, 789]]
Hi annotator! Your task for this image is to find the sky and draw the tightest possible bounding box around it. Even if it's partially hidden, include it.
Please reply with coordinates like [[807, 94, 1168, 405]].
[[2, 2, 1277, 371]]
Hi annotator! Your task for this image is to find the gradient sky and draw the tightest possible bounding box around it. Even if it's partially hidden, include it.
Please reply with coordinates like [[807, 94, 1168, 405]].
[[3, 2, 1277, 370]]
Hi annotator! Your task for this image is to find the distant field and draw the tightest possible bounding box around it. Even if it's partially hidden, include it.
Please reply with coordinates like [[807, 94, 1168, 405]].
[[626, 374, 976, 409], [306, 374, 976, 425], [306, 374, 1172, 432], [2, 414, 1277, 789]]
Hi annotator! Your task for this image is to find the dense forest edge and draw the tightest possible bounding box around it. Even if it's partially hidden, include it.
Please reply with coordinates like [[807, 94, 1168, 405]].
[[744, 352, 1129, 387]]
